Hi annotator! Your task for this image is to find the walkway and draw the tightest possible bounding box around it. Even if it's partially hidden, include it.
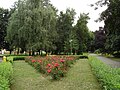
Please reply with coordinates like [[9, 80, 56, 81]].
[[90, 54, 120, 68]]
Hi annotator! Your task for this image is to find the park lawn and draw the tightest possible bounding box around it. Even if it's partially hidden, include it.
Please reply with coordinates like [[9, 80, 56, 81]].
[[11, 60, 101, 90]]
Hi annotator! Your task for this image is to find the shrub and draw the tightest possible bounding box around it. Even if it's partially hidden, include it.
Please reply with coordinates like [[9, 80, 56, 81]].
[[79, 55, 88, 59], [94, 49, 100, 54], [13, 57, 25, 61], [113, 52, 120, 58], [6, 57, 14, 64], [0, 75, 9, 90], [7, 56, 26, 63], [0, 62, 13, 90], [89, 56, 120, 90]]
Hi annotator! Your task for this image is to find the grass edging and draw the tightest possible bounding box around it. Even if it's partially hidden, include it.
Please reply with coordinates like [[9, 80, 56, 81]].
[[88, 56, 120, 90]]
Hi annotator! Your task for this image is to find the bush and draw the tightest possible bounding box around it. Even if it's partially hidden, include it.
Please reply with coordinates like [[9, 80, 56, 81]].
[[13, 57, 25, 61], [0, 75, 9, 90], [113, 52, 120, 58], [89, 56, 120, 90], [79, 55, 88, 59], [7, 56, 26, 63], [0, 62, 13, 90], [94, 49, 100, 54], [3, 54, 29, 57]]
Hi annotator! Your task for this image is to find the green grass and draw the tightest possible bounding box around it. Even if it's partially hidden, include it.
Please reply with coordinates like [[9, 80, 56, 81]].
[[11, 60, 101, 90]]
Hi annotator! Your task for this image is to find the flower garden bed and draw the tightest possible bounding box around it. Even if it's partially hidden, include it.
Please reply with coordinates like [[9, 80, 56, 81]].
[[25, 55, 79, 80]]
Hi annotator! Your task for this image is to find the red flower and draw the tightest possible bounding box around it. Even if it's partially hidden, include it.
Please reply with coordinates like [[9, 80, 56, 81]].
[[32, 60, 36, 63], [52, 61, 55, 64], [60, 59, 65, 63], [47, 64, 51, 67], [47, 69, 51, 73], [54, 63, 59, 67], [50, 65, 53, 69], [38, 60, 42, 63]]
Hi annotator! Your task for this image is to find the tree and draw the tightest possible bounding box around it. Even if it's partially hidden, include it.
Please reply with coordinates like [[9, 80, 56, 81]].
[[86, 31, 95, 52], [0, 8, 10, 49], [6, 0, 26, 53], [75, 13, 90, 54], [93, 27, 106, 53], [55, 8, 76, 54], [64, 28, 79, 55], [6, 0, 57, 55], [93, 0, 120, 55]]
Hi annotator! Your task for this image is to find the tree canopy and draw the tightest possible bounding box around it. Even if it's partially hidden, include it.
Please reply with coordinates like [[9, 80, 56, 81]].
[[93, 0, 120, 55], [0, 8, 10, 49], [4, 0, 94, 55]]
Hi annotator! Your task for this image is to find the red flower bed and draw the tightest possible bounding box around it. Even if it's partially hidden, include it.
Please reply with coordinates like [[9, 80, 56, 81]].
[[25, 55, 79, 80]]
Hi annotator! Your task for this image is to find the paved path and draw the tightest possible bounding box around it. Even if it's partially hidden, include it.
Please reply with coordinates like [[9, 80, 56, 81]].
[[90, 54, 120, 68]]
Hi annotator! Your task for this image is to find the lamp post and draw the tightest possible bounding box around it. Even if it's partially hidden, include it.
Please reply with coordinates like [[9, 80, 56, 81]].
[[69, 39, 73, 55]]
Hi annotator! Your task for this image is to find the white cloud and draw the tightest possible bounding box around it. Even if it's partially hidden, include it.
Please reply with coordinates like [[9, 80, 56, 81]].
[[0, 0, 17, 9], [50, 0, 107, 31], [0, 0, 107, 31]]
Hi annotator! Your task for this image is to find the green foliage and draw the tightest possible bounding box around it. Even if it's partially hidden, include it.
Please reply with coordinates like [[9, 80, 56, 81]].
[[6, 0, 93, 55], [7, 56, 26, 64], [79, 55, 88, 59], [13, 56, 25, 61], [94, 49, 100, 54], [93, 28, 106, 53], [95, 0, 120, 54], [0, 8, 10, 49], [0, 62, 13, 90], [6, 0, 57, 53], [0, 75, 9, 90], [64, 28, 79, 54], [89, 56, 120, 90], [74, 13, 91, 53], [6, 57, 13, 63], [113, 52, 120, 58], [55, 8, 76, 54]]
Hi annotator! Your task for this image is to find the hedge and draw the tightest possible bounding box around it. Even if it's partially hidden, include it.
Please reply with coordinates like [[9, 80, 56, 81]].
[[0, 62, 13, 90], [89, 56, 120, 90], [7, 56, 26, 63]]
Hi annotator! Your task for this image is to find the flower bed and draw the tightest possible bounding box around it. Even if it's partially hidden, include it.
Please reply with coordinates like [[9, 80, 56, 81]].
[[25, 55, 79, 80]]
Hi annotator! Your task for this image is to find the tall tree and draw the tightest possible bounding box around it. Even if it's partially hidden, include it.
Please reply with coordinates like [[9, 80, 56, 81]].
[[0, 8, 10, 49], [93, 27, 106, 53], [6, 0, 57, 54], [94, 0, 120, 55], [55, 8, 76, 54], [64, 28, 79, 54], [75, 13, 90, 54]]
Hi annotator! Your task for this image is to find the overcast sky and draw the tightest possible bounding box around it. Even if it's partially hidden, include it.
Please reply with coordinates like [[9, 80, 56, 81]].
[[0, 0, 107, 31]]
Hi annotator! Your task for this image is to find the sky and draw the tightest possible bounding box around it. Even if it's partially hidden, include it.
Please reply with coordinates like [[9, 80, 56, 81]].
[[0, 0, 107, 31]]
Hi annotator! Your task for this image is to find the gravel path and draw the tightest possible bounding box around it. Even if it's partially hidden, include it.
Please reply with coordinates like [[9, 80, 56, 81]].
[[90, 54, 120, 68]]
